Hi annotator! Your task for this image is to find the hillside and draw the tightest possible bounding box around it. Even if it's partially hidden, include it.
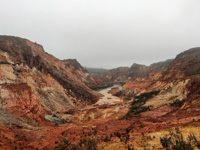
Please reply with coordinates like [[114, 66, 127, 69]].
[[0, 35, 100, 125], [0, 36, 200, 150], [85, 67, 108, 74], [93, 59, 174, 85]]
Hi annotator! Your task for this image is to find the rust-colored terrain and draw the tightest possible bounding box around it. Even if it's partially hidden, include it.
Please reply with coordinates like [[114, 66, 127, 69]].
[[0, 36, 200, 150]]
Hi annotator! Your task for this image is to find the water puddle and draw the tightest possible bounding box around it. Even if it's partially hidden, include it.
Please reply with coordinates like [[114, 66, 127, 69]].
[[96, 85, 122, 105]]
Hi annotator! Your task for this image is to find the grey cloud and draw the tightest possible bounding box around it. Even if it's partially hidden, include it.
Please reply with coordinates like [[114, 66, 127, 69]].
[[0, 0, 200, 69]]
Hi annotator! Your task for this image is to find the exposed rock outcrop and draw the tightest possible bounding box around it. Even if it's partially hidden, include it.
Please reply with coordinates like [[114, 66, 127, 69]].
[[0, 36, 101, 126], [0, 83, 45, 122]]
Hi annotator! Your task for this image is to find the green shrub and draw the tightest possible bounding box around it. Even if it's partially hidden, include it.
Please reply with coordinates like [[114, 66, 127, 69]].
[[125, 90, 160, 117], [0, 61, 10, 64], [110, 133, 113, 138], [16, 69, 23, 73], [114, 131, 121, 138], [134, 90, 160, 103], [0, 48, 9, 52], [128, 105, 152, 115], [170, 99, 185, 107], [128, 90, 135, 96]]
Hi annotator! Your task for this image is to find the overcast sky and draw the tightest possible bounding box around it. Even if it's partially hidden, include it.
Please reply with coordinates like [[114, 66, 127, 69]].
[[0, 0, 200, 69]]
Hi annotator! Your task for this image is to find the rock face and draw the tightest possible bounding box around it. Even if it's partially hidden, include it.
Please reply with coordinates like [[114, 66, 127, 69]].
[[0, 35, 100, 122], [62, 59, 99, 88], [0, 83, 45, 122]]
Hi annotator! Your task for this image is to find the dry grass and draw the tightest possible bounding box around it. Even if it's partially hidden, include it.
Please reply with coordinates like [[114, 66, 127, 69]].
[[98, 123, 200, 150]]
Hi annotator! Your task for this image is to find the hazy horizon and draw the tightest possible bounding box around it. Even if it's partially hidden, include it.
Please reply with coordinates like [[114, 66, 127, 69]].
[[1, 0, 200, 69]]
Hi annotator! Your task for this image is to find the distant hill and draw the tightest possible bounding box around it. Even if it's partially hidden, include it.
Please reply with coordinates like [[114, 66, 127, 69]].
[[85, 67, 108, 74]]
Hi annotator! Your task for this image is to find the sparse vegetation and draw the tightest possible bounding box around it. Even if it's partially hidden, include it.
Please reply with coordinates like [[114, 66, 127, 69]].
[[0, 48, 9, 52], [126, 128, 130, 134], [53, 65, 57, 70], [128, 105, 152, 115], [110, 133, 113, 138], [55, 138, 71, 150], [125, 90, 160, 117], [93, 128, 98, 135], [160, 128, 200, 150], [114, 131, 121, 139], [125, 130, 130, 144], [55, 137, 97, 150], [103, 135, 110, 142], [134, 90, 160, 102], [171, 99, 185, 107], [105, 125, 108, 130], [0, 61, 10, 64], [15, 69, 23, 73], [65, 64, 70, 68], [17, 41, 30, 49], [85, 138, 97, 150]]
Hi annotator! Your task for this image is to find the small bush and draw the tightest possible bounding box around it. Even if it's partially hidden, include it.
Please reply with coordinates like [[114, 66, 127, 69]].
[[16, 69, 23, 73], [170, 99, 185, 107], [103, 136, 110, 142], [0, 48, 9, 52], [0, 61, 10, 64], [110, 133, 113, 138], [93, 129, 98, 135], [85, 138, 97, 150], [114, 131, 121, 138], [126, 128, 130, 134]]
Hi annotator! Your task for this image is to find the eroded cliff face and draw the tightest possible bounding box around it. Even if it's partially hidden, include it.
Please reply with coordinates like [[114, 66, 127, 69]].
[[0, 83, 45, 122], [0, 36, 101, 124]]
